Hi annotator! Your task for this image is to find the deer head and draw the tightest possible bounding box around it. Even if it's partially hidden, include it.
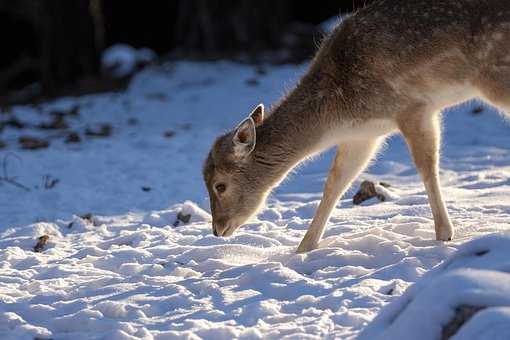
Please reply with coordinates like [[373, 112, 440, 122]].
[[203, 104, 271, 237]]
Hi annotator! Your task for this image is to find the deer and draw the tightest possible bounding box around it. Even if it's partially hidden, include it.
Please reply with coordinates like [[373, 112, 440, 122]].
[[203, 0, 510, 253]]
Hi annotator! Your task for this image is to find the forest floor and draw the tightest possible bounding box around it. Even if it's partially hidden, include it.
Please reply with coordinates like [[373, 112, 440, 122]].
[[1, 60, 509, 339]]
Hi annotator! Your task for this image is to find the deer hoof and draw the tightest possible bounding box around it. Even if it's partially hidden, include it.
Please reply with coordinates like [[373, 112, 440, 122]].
[[297, 240, 319, 253]]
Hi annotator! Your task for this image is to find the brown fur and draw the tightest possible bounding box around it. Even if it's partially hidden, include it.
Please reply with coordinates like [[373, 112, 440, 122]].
[[204, 0, 510, 251]]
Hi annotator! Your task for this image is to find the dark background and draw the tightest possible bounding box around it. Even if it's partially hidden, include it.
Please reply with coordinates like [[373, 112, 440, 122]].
[[0, 0, 373, 105]]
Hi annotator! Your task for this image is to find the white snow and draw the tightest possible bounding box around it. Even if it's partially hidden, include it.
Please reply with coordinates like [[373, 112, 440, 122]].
[[102, 44, 156, 77], [359, 233, 510, 339], [452, 307, 510, 340], [0, 59, 509, 339]]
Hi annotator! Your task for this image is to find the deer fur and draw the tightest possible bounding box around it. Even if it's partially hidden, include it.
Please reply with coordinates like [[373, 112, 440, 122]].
[[203, 0, 510, 252]]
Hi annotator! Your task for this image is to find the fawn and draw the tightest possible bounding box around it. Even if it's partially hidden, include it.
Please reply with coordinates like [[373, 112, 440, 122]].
[[203, 0, 510, 252]]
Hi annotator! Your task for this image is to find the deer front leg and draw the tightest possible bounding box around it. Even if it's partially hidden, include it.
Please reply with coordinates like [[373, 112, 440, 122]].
[[398, 112, 454, 241], [297, 139, 382, 253]]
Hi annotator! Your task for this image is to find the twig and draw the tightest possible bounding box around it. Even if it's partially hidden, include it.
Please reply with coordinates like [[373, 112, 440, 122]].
[[0, 153, 31, 191]]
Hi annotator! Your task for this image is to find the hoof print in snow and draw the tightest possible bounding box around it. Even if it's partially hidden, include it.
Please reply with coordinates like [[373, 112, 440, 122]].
[[353, 180, 388, 205], [245, 78, 260, 86], [163, 130, 175, 138], [1, 116, 25, 130], [179, 123, 192, 131], [33, 235, 50, 252], [127, 117, 139, 126], [141, 186, 152, 192], [442, 305, 485, 340], [173, 211, 191, 227], [65, 132, 81, 144], [38, 113, 69, 130], [85, 124, 112, 137], [19, 136, 49, 150], [475, 249, 489, 256]]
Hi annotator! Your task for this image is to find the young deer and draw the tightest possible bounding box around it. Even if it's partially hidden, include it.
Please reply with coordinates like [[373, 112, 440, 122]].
[[203, 0, 510, 252]]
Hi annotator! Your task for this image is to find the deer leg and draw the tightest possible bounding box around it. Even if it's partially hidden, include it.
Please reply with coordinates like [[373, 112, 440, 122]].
[[398, 112, 454, 241], [297, 138, 382, 253]]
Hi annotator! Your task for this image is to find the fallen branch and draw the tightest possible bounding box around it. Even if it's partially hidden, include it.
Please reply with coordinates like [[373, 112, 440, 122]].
[[0, 153, 31, 191]]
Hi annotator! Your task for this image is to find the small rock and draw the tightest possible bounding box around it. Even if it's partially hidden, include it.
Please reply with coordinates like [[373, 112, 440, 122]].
[[65, 132, 81, 143], [379, 182, 391, 188], [19, 136, 49, 150], [80, 213, 93, 221], [353, 180, 388, 205], [79, 213, 100, 227], [38, 113, 68, 130], [1, 117, 25, 129], [141, 186, 152, 192], [442, 305, 485, 339], [173, 211, 192, 227], [33, 235, 50, 252]]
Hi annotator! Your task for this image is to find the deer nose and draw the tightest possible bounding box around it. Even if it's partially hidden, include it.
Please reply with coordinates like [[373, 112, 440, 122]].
[[212, 220, 223, 237], [212, 218, 228, 237]]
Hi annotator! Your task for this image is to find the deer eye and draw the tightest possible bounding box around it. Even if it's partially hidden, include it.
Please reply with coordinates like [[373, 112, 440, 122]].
[[215, 183, 226, 193]]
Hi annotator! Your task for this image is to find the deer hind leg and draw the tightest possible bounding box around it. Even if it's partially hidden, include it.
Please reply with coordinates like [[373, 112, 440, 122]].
[[398, 110, 454, 241], [297, 138, 382, 253]]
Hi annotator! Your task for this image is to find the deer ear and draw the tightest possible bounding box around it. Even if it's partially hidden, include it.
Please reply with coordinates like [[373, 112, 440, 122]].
[[250, 104, 264, 126], [233, 117, 256, 158]]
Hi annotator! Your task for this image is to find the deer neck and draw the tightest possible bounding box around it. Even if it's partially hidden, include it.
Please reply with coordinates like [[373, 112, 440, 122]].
[[253, 85, 337, 180]]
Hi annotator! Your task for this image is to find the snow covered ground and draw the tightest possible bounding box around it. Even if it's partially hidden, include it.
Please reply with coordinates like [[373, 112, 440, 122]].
[[360, 233, 510, 340], [0, 60, 509, 339]]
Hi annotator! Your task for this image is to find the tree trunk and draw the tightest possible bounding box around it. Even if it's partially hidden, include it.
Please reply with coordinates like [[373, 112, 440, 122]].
[[173, 0, 291, 57], [39, 0, 101, 95], [0, 0, 102, 98]]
